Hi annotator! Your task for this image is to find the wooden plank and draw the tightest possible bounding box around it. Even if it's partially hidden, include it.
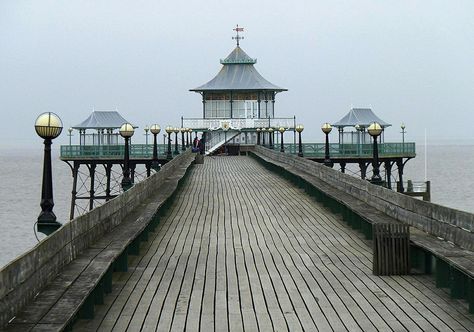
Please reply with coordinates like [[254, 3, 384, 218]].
[[69, 156, 474, 332]]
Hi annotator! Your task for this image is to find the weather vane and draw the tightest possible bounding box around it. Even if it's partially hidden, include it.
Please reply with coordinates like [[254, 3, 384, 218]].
[[232, 24, 244, 46]]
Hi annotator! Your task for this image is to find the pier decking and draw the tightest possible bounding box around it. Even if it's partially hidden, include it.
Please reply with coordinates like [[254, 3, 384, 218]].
[[74, 156, 474, 332]]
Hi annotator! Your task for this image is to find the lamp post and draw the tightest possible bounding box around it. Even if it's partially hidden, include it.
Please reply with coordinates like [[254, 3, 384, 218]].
[[355, 124, 361, 156], [321, 123, 333, 167], [144, 125, 149, 146], [174, 127, 179, 155], [279, 127, 286, 152], [401, 123, 406, 153], [256, 128, 261, 145], [165, 126, 173, 160], [181, 128, 186, 151], [262, 128, 266, 146], [150, 124, 161, 170], [68, 127, 73, 147], [119, 123, 134, 191], [188, 128, 193, 147], [296, 124, 304, 157], [368, 122, 383, 185], [268, 127, 274, 149], [35, 112, 63, 235], [185, 128, 189, 147]]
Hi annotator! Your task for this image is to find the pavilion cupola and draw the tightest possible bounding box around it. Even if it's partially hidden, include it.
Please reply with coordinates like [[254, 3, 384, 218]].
[[190, 26, 287, 119]]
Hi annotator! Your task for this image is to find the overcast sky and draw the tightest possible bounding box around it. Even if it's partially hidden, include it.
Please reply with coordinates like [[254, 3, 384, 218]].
[[1, 0, 473, 148]]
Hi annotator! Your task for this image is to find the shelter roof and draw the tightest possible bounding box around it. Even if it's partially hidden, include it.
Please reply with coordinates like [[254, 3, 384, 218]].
[[333, 108, 391, 128], [190, 46, 287, 92], [73, 111, 135, 130]]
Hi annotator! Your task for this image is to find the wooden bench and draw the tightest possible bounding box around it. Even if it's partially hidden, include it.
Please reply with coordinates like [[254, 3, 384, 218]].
[[2, 162, 193, 331], [252, 150, 474, 313]]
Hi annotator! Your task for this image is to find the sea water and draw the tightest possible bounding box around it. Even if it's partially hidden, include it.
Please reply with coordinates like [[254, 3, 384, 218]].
[[0, 145, 473, 268]]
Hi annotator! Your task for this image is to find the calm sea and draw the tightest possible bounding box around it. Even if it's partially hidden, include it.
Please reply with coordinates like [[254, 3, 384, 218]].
[[0, 145, 473, 268]]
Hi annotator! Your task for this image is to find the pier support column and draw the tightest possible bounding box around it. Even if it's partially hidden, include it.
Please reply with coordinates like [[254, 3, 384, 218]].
[[88, 163, 96, 211], [359, 162, 368, 180], [384, 161, 393, 189], [396, 159, 405, 193], [105, 163, 112, 202], [70, 162, 79, 220], [131, 163, 136, 184], [146, 163, 151, 177], [340, 162, 346, 173]]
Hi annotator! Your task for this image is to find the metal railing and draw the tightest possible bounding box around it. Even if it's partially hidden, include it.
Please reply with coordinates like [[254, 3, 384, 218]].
[[60, 144, 168, 159], [182, 117, 295, 130], [280, 142, 416, 158]]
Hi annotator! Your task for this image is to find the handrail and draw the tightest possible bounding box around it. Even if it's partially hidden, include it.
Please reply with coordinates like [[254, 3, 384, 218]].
[[280, 142, 416, 157], [60, 144, 168, 159]]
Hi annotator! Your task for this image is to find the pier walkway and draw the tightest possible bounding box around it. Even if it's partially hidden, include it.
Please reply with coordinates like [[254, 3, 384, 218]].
[[74, 156, 474, 331]]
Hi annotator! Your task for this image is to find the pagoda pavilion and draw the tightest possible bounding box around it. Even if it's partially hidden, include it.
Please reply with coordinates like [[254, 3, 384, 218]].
[[183, 26, 294, 154]]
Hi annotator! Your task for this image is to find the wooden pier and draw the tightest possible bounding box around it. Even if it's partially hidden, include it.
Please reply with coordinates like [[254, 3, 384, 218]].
[[71, 156, 474, 331]]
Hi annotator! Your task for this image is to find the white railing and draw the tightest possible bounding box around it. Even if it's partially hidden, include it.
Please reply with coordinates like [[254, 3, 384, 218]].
[[205, 130, 240, 155], [183, 118, 295, 130]]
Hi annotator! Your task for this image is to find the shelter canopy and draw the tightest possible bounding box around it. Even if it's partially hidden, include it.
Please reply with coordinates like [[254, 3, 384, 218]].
[[333, 108, 391, 128], [73, 111, 136, 130]]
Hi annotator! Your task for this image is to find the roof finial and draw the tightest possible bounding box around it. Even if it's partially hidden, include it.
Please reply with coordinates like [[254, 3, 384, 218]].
[[232, 24, 244, 46]]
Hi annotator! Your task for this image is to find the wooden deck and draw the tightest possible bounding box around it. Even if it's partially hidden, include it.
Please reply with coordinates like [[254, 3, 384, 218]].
[[75, 156, 474, 331]]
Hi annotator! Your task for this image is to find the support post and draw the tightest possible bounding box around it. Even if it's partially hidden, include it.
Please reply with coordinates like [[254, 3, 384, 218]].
[[89, 163, 96, 211], [105, 163, 112, 201], [70, 162, 79, 220]]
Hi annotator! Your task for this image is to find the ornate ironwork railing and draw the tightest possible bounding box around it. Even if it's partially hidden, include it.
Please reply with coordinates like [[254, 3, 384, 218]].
[[182, 117, 295, 131], [60, 144, 168, 159], [281, 142, 416, 158]]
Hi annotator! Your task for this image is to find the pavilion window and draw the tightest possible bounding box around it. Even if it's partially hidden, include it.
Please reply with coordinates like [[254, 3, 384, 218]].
[[204, 93, 231, 118]]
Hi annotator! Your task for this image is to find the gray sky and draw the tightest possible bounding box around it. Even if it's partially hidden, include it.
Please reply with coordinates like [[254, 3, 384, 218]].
[[1, 0, 473, 148]]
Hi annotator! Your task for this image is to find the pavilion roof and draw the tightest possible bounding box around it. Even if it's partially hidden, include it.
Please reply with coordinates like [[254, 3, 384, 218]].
[[73, 111, 135, 130], [333, 108, 391, 128], [190, 46, 287, 92]]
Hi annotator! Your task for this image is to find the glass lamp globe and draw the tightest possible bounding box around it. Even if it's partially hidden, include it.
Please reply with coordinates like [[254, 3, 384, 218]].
[[35, 112, 63, 139], [150, 124, 161, 135], [368, 122, 383, 137], [295, 124, 304, 133], [321, 123, 332, 134], [119, 123, 135, 138], [278, 127, 286, 133]]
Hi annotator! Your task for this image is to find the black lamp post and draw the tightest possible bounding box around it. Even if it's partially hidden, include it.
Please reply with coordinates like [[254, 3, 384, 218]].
[[279, 127, 286, 152], [262, 128, 266, 146], [150, 124, 161, 170], [67, 127, 73, 147], [188, 128, 193, 147], [368, 122, 383, 185], [144, 125, 149, 145], [119, 123, 134, 191], [165, 126, 173, 160], [401, 123, 406, 153], [296, 124, 304, 157], [185, 128, 189, 147], [174, 127, 179, 155], [256, 128, 261, 145], [35, 112, 63, 235], [268, 127, 274, 149], [321, 123, 333, 167], [181, 128, 186, 151]]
